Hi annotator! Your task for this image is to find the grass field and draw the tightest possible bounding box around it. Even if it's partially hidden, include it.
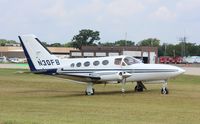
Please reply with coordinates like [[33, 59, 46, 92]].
[[0, 69, 200, 124]]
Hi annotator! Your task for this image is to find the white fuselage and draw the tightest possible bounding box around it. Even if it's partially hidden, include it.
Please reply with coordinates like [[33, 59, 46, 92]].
[[56, 56, 185, 83]]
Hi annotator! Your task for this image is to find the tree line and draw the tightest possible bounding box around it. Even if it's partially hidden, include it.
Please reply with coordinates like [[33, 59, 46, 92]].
[[67, 29, 200, 57], [1, 29, 200, 57], [0, 39, 18, 46]]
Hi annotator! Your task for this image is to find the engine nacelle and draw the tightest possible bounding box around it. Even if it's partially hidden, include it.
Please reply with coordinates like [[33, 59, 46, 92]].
[[100, 73, 123, 81], [91, 71, 132, 81], [91, 71, 123, 81]]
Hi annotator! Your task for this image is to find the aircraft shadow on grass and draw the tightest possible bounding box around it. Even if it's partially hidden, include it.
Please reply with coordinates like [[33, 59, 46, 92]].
[[19, 90, 155, 98]]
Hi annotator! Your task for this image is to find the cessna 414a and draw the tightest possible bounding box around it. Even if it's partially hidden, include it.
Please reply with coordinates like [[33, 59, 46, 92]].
[[19, 34, 185, 95]]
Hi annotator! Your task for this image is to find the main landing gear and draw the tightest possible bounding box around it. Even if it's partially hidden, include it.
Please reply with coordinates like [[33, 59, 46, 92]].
[[134, 81, 169, 95], [85, 80, 169, 95], [85, 83, 95, 96], [134, 81, 147, 92], [121, 81, 147, 93]]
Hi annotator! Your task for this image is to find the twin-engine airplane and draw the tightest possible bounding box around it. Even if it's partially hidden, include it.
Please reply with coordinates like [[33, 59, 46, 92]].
[[19, 34, 185, 95]]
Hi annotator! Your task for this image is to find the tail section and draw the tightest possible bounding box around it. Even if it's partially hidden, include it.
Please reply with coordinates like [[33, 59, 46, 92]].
[[19, 34, 61, 73]]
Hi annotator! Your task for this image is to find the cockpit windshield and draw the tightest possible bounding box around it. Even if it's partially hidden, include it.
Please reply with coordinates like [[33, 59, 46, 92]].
[[123, 57, 141, 65]]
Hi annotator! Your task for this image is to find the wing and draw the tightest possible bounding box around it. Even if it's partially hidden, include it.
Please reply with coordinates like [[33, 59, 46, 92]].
[[56, 70, 132, 83]]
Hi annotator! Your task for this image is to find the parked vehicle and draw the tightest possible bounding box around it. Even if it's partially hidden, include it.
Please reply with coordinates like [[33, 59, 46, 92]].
[[0, 56, 7, 63], [159, 56, 183, 64], [174, 57, 183, 64], [8, 58, 27, 63], [182, 56, 200, 63], [159, 56, 171, 64], [195, 56, 200, 63]]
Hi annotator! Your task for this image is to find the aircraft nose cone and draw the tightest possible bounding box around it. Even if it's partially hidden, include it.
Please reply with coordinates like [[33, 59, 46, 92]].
[[178, 67, 185, 74]]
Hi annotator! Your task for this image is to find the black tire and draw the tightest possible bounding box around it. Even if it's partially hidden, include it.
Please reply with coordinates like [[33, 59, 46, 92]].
[[135, 85, 143, 92], [161, 88, 169, 94], [92, 88, 95, 95]]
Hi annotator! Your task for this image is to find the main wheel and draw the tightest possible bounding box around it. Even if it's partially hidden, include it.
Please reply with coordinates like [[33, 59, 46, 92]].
[[161, 88, 169, 94], [134, 85, 143, 92]]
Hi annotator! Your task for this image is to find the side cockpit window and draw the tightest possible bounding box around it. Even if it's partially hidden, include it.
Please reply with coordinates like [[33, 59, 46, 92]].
[[114, 58, 122, 65], [124, 57, 139, 65]]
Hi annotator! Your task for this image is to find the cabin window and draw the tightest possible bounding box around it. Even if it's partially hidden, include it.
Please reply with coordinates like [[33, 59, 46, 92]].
[[76, 62, 81, 67], [102, 60, 109, 65], [70, 63, 75, 67], [84, 61, 90, 67], [114, 58, 122, 65], [93, 61, 100, 66]]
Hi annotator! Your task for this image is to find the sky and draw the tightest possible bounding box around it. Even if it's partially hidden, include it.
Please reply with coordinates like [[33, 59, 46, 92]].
[[0, 0, 200, 44]]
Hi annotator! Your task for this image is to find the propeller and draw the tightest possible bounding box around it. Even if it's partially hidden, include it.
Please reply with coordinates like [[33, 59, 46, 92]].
[[121, 78, 126, 93], [119, 71, 132, 93]]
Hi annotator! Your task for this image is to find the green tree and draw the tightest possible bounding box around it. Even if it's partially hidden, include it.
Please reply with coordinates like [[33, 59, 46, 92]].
[[70, 29, 100, 49], [98, 42, 115, 47], [174, 42, 199, 57], [138, 38, 160, 47], [115, 40, 135, 46], [198, 45, 200, 56], [63, 42, 72, 47], [98, 40, 134, 47], [185, 42, 199, 56], [0, 39, 17, 46], [158, 45, 164, 56], [158, 41, 200, 57], [42, 42, 50, 47], [166, 44, 175, 57], [174, 43, 182, 56], [50, 43, 62, 47]]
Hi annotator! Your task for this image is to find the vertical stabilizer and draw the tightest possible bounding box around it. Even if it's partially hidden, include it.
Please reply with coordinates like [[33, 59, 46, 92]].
[[19, 34, 61, 72]]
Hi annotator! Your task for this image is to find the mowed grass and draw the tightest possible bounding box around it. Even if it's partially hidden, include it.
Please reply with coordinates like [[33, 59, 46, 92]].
[[0, 69, 200, 124]]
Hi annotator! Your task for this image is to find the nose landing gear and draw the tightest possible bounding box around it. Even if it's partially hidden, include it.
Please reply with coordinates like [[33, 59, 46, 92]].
[[161, 80, 169, 94], [85, 83, 95, 95]]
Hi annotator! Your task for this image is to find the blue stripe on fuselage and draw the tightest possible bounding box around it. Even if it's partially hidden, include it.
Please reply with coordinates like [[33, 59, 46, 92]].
[[59, 69, 178, 73], [18, 36, 37, 72]]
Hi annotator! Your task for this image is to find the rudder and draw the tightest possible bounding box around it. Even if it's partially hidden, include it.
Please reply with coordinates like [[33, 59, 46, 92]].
[[19, 34, 61, 72]]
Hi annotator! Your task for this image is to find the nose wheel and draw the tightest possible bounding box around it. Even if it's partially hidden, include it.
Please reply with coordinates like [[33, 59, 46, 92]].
[[85, 83, 95, 95], [161, 80, 169, 94], [161, 87, 169, 94]]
